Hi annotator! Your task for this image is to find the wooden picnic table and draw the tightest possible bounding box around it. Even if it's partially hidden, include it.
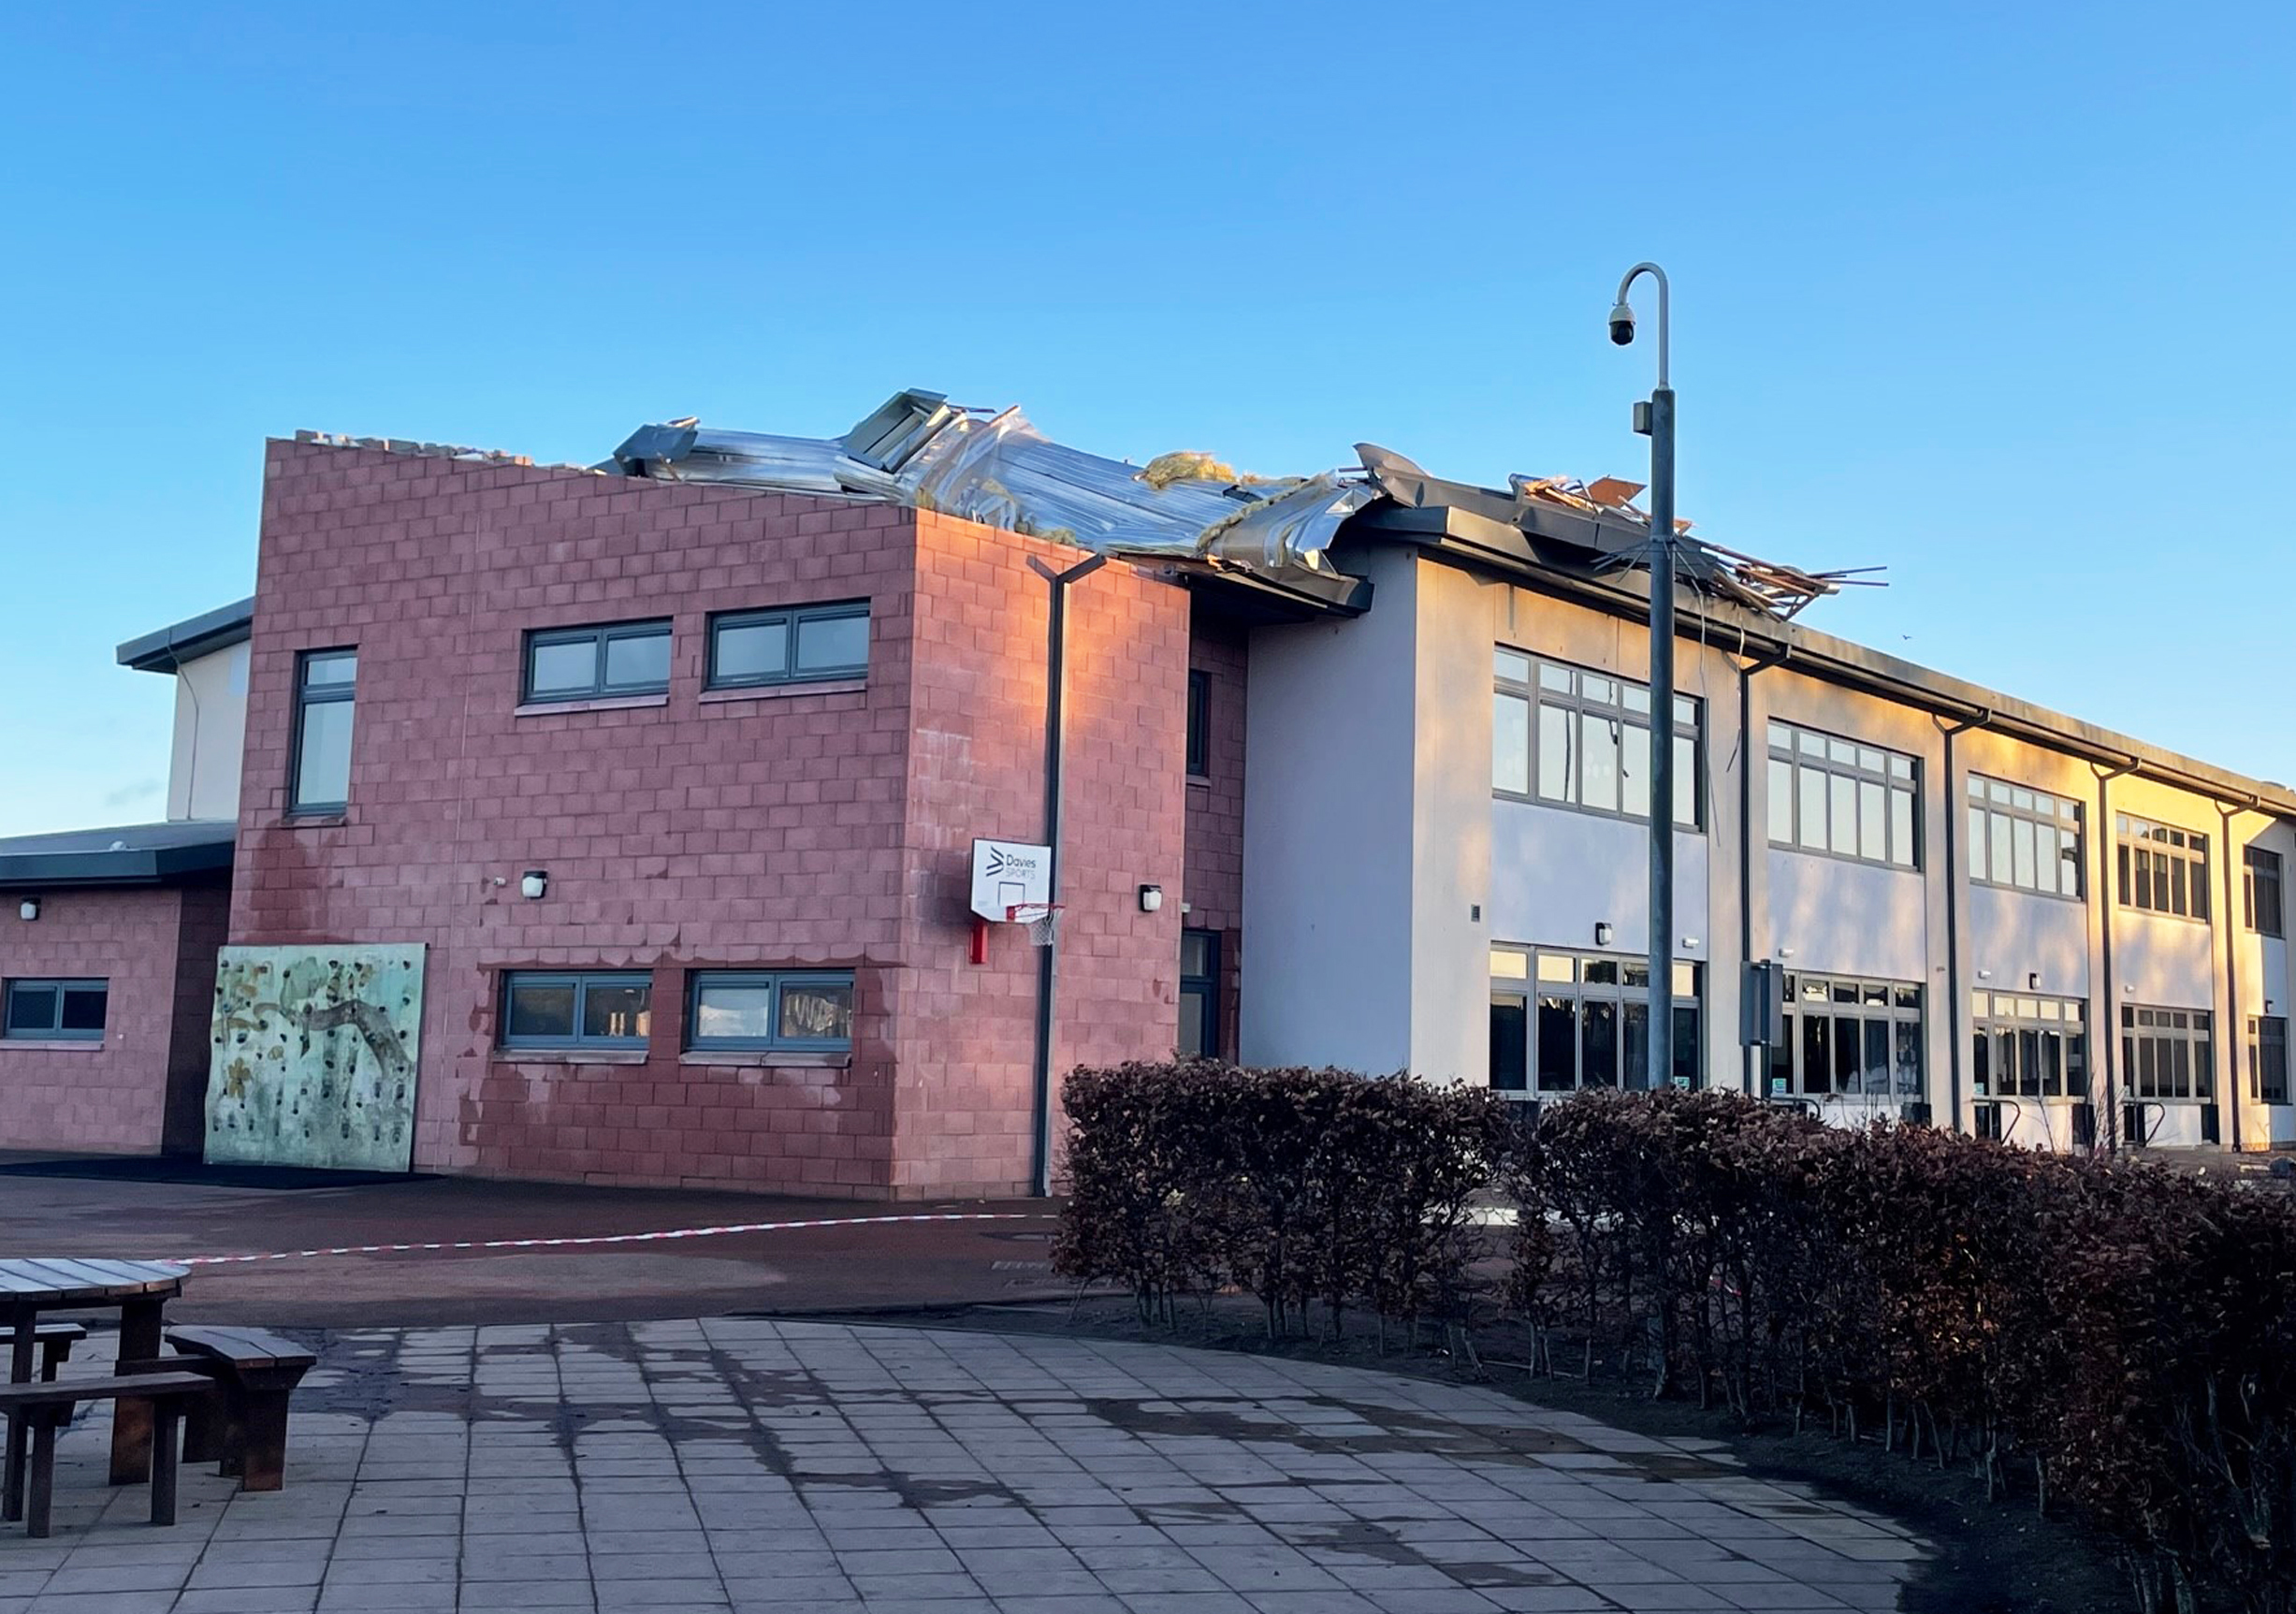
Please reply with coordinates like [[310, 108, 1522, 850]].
[[0, 1258, 187, 1513]]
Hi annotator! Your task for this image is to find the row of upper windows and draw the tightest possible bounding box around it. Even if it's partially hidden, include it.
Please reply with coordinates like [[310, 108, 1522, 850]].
[[292, 610, 1233, 816], [521, 602, 869, 705], [1487, 646, 2289, 926], [288, 603, 873, 814]]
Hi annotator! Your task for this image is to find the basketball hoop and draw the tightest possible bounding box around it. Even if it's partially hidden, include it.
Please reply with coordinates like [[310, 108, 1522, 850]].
[[1006, 902, 1065, 947]]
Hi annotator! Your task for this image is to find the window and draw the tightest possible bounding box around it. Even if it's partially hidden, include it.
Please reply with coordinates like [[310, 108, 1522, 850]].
[[2121, 1005, 2213, 1102], [2251, 1015, 2289, 1106], [1766, 720, 1919, 868], [685, 970, 854, 1053], [706, 603, 868, 691], [1493, 649, 1701, 828], [2115, 817, 2211, 922], [1765, 973, 1924, 1098], [523, 620, 673, 703], [1966, 777, 2084, 898], [1178, 930, 1220, 1057], [290, 648, 357, 813], [2, 979, 108, 1041], [1185, 671, 1210, 778], [1971, 991, 2089, 1099], [1489, 946, 1701, 1094], [500, 971, 652, 1050], [2246, 849, 2286, 937]]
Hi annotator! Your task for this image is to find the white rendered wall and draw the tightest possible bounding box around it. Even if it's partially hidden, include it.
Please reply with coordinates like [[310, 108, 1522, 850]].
[[167, 641, 248, 822], [1407, 561, 1494, 1083], [2114, 910, 2216, 1011], [1766, 850, 1928, 982], [1240, 547, 1419, 1073], [1488, 804, 1710, 959], [1968, 885, 2091, 997]]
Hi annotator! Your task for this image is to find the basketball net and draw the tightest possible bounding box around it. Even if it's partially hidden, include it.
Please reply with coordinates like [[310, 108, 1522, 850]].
[[1007, 903, 1064, 947]]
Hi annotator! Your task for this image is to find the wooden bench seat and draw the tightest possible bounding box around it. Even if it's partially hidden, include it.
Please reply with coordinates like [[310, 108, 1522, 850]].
[[0, 1323, 88, 1383], [164, 1326, 316, 1493], [0, 1372, 213, 1537]]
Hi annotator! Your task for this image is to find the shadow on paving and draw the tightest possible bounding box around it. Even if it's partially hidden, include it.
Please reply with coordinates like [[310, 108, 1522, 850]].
[[0, 1317, 1927, 1614]]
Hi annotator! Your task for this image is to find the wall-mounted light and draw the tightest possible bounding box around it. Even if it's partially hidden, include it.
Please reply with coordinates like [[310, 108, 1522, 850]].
[[1679, 936, 1701, 950], [1976, 968, 1993, 981], [2027, 972, 2040, 991], [519, 871, 548, 901], [1138, 884, 1163, 914], [1594, 922, 1614, 947], [1777, 946, 1795, 959], [17, 897, 37, 923]]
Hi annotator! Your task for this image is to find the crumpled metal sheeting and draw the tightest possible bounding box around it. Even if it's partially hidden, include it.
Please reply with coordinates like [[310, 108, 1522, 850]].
[[612, 395, 1372, 580]]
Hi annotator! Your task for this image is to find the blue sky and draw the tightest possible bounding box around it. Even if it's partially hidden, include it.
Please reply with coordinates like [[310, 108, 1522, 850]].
[[3, 2, 2290, 835]]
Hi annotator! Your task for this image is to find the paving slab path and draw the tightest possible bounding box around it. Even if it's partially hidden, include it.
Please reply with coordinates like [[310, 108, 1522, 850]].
[[0, 1320, 1924, 1613]]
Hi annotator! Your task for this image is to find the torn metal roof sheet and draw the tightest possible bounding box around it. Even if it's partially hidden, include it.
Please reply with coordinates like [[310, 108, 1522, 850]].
[[610, 390, 1374, 611], [606, 389, 1869, 621]]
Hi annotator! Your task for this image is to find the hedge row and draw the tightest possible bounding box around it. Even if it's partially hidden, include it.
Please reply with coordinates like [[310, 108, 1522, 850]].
[[1052, 1060, 1511, 1343], [1054, 1065, 2296, 1614], [1516, 1089, 2296, 1614]]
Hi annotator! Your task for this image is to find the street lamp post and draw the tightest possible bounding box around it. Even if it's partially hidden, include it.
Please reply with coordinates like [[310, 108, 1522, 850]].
[[1609, 263, 1676, 1094]]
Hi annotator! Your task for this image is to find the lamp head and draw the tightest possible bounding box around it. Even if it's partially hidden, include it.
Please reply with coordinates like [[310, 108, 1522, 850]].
[[1607, 300, 1636, 346]]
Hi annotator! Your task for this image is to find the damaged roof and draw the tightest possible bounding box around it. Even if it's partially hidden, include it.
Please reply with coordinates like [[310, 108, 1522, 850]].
[[606, 388, 1867, 621]]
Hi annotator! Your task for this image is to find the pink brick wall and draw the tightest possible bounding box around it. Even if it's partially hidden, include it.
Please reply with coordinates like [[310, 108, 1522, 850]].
[[0, 883, 219, 1155], [234, 443, 1192, 1198], [889, 514, 1189, 1197], [1184, 615, 1248, 1059]]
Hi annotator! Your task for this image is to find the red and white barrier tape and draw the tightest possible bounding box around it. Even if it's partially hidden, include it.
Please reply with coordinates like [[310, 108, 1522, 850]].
[[160, 1211, 1055, 1267]]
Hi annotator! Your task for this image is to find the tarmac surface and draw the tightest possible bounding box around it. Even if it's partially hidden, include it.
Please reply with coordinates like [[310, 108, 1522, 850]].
[[0, 1317, 1925, 1613], [0, 1157, 1069, 1327]]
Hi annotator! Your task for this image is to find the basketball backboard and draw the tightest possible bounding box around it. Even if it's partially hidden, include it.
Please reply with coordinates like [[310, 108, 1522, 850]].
[[970, 838, 1052, 922]]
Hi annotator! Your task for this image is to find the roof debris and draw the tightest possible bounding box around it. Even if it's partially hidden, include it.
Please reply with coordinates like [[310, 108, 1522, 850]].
[[604, 389, 1876, 622]]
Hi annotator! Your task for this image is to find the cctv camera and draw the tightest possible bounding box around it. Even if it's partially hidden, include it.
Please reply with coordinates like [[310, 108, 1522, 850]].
[[1607, 301, 1636, 345]]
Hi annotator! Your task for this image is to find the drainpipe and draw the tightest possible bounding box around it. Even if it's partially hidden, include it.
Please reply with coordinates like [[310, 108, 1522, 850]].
[[2094, 757, 2139, 1151], [1935, 709, 1989, 1134], [1736, 642, 1790, 1095], [2219, 796, 2260, 1153], [1028, 552, 1107, 1200]]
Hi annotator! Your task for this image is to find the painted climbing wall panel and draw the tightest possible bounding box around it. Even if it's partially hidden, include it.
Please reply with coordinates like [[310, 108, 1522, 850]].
[[206, 944, 425, 1171]]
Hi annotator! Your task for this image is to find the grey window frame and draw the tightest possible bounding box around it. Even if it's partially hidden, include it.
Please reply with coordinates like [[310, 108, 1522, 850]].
[[704, 602, 868, 691], [1766, 971, 1925, 1098], [2245, 848, 2285, 938], [1493, 648, 1702, 830], [522, 619, 673, 704], [683, 969, 856, 1054], [499, 970, 653, 1051], [1966, 775, 2085, 900], [1185, 671, 1210, 778], [1970, 990, 2089, 1099], [2120, 1003, 2213, 1102], [1489, 945, 1702, 1095], [1, 978, 109, 1041], [2114, 816, 2212, 923], [289, 647, 358, 814], [1178, 928, 1221, 1057], [1766, 720, 1921, 869], [2249, 1014, 2289, 1106]]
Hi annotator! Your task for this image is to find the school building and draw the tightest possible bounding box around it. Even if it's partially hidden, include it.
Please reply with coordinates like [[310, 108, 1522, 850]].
[[0, 389, 2288, 1194]]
